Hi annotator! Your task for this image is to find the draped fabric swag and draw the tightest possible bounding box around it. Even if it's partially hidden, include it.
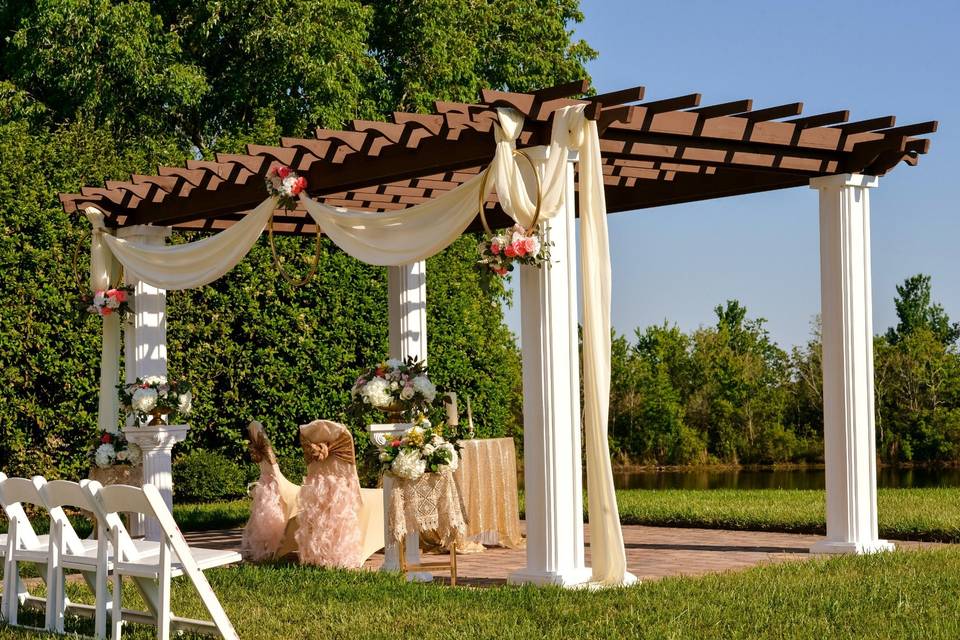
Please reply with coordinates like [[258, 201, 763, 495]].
[[85, 106, 629, 584]]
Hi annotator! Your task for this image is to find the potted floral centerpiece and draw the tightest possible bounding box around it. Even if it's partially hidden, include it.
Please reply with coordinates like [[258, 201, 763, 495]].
[[118, 375, 193, 426], [92, 431, 143, 469], [377, 416, 460, 481], [350, 357, 436, 420]]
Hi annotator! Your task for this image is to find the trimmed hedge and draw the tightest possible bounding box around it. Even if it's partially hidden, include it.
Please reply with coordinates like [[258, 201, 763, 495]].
[[172, 450, 248, 503]]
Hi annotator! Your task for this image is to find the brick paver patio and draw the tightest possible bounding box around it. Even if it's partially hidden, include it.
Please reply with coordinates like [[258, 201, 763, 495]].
[[183, 524, 941, 586]]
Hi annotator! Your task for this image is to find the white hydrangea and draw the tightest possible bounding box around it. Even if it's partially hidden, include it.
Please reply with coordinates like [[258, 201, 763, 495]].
[[440, 443, 459, 472], [385, 359, 402, 368], [125, 443, 143, 465], [95, 443, 116, 469], [178, 391, 193, 416], [391, 449, 426, 480], [411, 376, 436, 402], [131, 387, 159, 413], [361, 377, 392, 408], [142, 375, 167, 387], [422, 443, 436, 456]]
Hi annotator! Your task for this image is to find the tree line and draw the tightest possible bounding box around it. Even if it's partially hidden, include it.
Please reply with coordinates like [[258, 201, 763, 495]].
[[608, 274, 960, 466]]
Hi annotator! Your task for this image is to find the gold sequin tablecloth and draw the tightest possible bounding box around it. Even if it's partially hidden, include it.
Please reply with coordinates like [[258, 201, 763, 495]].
[[454, 437, 525, 549]]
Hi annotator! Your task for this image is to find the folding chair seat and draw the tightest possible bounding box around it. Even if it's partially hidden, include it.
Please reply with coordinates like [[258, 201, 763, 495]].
[[84, 482, 241, 640]]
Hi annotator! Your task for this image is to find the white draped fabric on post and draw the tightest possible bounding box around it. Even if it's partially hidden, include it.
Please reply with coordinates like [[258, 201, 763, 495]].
[[84, 106, 629, 584], [87, 209, 122, 434]]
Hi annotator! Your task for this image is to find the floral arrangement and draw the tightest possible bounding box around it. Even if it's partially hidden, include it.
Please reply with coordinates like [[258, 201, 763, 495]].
[[477, 224, 550, 277], [118, 375, 193, 425], [350, 357, 436, 417], [85, 287, 133, 318], [93, 431, 142, 469], [377, 416, 460, 481], [265, 163, 308, 209]]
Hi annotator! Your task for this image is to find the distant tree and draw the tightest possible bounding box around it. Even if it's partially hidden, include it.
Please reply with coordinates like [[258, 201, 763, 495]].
[[886, 274, 960, 346]]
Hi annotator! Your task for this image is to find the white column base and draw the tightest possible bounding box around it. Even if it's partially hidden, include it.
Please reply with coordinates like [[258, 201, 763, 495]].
[[810, 539, 895, 555], [508, 567, 594, 588]]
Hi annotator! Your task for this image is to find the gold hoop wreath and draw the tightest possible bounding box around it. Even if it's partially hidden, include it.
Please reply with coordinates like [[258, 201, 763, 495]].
[[72, 228, 124, 294], [477, 148, 543, 237], [267, 210, 322, 288]]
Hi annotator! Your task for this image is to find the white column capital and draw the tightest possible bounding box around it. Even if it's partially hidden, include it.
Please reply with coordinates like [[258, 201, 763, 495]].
[[810, 173, 879, 191]]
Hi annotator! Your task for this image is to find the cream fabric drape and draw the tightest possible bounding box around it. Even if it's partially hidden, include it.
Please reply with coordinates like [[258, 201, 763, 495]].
[[87, 209, 122, 434], [86, 198, 275, 290]]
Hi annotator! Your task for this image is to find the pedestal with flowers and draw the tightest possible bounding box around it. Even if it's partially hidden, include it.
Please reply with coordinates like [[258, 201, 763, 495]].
[[118, 375, 193, 541]]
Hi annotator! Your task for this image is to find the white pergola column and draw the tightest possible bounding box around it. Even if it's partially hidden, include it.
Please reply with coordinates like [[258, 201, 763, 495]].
[[810, 173, 893, 555], [509, 151, 591, 586], [380, 261, 429, 576], [116, 225, 187, 541]]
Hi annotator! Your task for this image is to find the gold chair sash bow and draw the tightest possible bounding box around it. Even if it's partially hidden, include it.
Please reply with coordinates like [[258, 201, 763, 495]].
[[248, 427, 277, 465], [300, 431, 356, 466]]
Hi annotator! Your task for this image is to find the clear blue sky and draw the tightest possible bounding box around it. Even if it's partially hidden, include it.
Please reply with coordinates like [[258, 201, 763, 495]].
[[504, 0, 958, 349]]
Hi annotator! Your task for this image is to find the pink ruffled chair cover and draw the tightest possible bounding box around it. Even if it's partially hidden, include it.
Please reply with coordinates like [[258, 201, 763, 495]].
[[295, 419, 363, 568], [241, 421, 300, 562]]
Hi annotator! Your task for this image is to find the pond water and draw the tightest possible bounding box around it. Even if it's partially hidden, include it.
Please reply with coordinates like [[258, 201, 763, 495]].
[[611, 466, 960, 490]]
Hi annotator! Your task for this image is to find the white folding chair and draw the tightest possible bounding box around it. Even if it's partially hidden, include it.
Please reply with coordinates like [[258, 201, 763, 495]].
[[0, 475, 97, 628], [85, 483, 241, 640]]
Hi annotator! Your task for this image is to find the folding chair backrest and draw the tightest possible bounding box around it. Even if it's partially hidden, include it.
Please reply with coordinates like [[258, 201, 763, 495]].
[[82, 482, 142, 562], [0, 476, 46, 549], [38, 480, 98, 554]]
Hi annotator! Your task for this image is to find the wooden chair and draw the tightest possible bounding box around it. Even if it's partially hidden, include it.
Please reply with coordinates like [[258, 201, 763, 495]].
[[84, 482, 241, 640]]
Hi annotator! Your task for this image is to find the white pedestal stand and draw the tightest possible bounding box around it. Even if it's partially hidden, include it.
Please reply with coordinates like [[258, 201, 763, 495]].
[[123, 424, 189, 542], [368, 422, 433, 582]]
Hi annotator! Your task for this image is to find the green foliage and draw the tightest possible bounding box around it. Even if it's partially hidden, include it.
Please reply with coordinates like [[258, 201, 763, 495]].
[[172, 450, 248, 503], [886, 274, 960, 346]]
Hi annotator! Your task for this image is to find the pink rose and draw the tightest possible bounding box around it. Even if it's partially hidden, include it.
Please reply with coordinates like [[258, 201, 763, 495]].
[[292, 176, 308, 194], [512, 241, 527, 257], [523, 236, 538, 256], [101, 307, 113, 316], [276, 165, 291, 179], [493, 266, 509, 277], [490, 240, 501, 255], [504, 243, 517, 258]]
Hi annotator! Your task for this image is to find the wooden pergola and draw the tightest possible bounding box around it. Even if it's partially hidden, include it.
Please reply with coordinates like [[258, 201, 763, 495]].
[[60, 79, 937, 586], [59, 79, 935, 234]]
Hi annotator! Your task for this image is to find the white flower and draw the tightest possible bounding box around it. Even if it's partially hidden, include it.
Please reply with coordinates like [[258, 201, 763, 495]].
[[125, 443, 142, 465], [379, 451, 392, 462], [422, 443, 436, 456], [282, 175, 297, 194], [400, 386, 415, 400], [440, 443, 459, 471], [93, 291, 106, 307], [431, 435, 444, 446], [526, 235, 541, 256], [391, 449, 426, 480], [385, 359, 402, 369], [390, 381, 399, 391], [95, 443, 116, 469], [177, 391, 193, 416], [105, 296, 120, 309], [142, 375, 167, 387], [115, 450, 128, 461], [360, 377, 392, 408], [131, 387, 158, 413], [411, 376, 436, 402]]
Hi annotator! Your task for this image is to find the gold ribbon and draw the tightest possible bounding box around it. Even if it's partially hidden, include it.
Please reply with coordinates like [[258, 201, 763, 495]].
[[248, 427, 277, 465], [300, 430, 356, 466]]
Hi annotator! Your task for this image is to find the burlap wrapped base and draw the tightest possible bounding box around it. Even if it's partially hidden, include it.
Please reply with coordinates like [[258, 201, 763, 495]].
[[388, 469, 466, 547], [88, 464, 143, 487]]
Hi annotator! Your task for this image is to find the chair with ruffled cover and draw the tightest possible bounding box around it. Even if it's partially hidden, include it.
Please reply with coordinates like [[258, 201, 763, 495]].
[[295, 419, 364, 568], [240, 421, 301, 562]]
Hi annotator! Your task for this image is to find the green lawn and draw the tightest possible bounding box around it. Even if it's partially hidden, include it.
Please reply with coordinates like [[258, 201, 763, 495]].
[[168, 487, 960, 543], [2, 547, 960, 639]]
